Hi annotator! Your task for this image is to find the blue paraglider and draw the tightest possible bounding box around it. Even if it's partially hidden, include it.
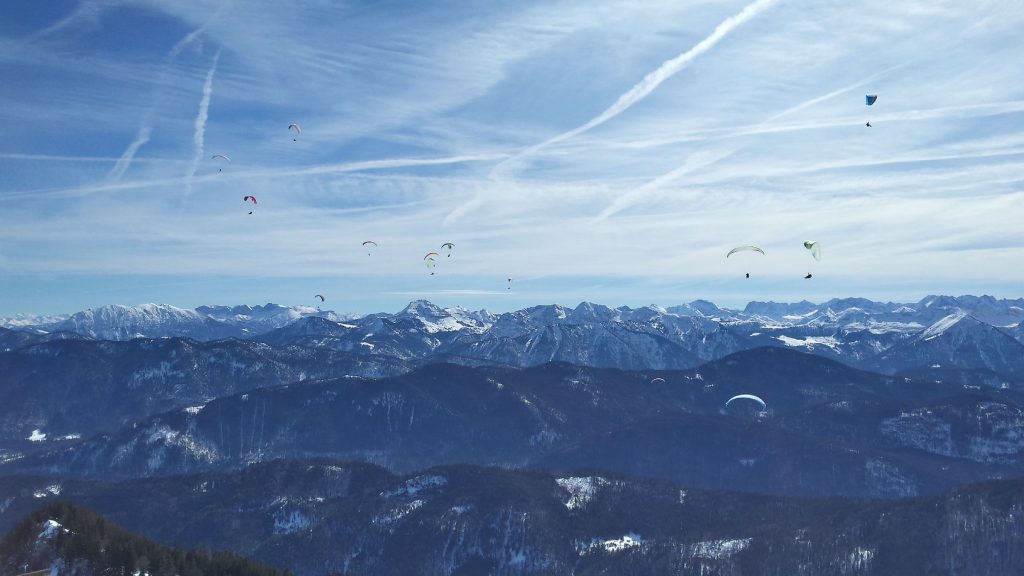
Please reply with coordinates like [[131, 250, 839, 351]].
[[865, 94, 878, 106]]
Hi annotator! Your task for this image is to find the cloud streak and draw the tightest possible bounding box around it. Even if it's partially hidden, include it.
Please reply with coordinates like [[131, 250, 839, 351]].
[[185, 51, 221, 197], [107, 126, 151, 181], [0, 153, 505, 202]]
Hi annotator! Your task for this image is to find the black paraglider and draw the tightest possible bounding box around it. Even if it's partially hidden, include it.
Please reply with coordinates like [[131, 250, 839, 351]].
[[804, 273, 813, 279], [745, 273, 749, 279], [866, 122, 872, 127]]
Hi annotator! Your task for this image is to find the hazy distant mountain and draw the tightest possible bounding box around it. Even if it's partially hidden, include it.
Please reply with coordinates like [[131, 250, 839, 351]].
[[3, 460, 1023, 576], [0, 336, 408, 456], [3, 296, 1024, 574], [6, 349, 1022, 498]]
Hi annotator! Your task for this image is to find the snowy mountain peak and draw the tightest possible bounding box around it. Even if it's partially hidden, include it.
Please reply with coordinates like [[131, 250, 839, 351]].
[[396, 300, 491, 334], [399, 300, 447, 320], [55, 303, 207, 340], [569, 302, 619, 323]]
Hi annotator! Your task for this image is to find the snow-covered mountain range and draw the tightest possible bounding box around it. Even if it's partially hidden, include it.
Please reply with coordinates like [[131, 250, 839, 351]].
[[1, 303, 355, 341], [3, 295, 1024, 385]]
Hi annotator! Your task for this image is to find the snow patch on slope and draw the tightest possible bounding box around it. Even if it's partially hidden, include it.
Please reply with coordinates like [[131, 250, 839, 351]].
[[921, 311, 968, 340], [556, 476, 609, 510], [775, 335, 841, 352], [578, 533, 645, 554], [383, 475, 447, 498], [684, 537, 752, 559], [38, 519, 67, 540]]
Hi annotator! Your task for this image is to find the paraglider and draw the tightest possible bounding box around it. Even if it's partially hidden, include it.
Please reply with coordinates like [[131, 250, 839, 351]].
[[727, 246, 763, 278], [288, 124, 301, 141], [315, 294, 325, 302], [650, 377, 666, 384], [362, 240, 377, 256], [726, 394, 767, 412], [865, 95, 877, 127], [804, 273, 813, 279], [243, 195, 257, 215], [726, 246, 764, 258], [441, 242, 454, 257], [507, 278, 512, 290], [803, 241, 822, 261], [211, 154, 231, 171], [425, 257, 437, 275]]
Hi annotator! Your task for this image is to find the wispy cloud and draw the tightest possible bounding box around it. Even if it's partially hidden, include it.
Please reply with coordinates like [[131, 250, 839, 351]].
[[489, 0, 780, 179], [591, 75, 880, 222], [166, 2, 231, 60], [0, 153, 185, 164], [2, 0, 1023, 315], [0, 153, 504, 202], [29, 0, 135, 40]]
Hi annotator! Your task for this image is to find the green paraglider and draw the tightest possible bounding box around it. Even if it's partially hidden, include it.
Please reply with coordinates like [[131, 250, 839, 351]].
[[803, 241, 822, 261], [726, 246, 765, 257]]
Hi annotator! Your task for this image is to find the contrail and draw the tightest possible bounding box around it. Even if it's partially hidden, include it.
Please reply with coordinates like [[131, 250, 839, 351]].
[[491, 0, 780, 179], [107, 126, 151, 181], [108, 10, 229, 183], [167, 1, 230, 60], [591, 148, 736, 223], [185, 51, 221, 195], [590, 74, 888, 223]]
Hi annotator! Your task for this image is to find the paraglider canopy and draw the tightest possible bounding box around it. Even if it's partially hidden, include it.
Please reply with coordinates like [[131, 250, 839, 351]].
[[424, 252, 439, 260], [803, 241, 822, 261], [725, 394, 767, 411], [865, 95, 878, 106], [726, 246, 764, 257], [363, 240, 378, 247], [243, 195, 257, 204], [315, 294, 325, 302], [212, 154, 231, 172], [650, 377, 666, 384]]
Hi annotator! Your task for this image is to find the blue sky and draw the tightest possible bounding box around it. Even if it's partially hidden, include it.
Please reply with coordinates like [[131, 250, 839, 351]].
[[1, 0, 1022, 317]]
